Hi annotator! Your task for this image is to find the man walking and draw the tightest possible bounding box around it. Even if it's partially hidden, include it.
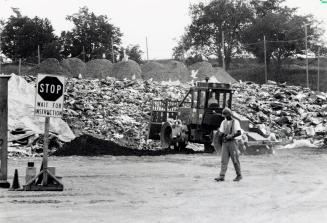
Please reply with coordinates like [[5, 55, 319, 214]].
[[215, 107, 242, 182]]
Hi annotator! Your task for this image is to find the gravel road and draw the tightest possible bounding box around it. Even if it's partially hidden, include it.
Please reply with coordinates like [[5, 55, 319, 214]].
[[1, 147, 327, 223]]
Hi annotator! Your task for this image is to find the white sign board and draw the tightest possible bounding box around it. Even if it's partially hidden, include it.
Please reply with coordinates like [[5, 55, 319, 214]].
[[35, 74, 65, 118]]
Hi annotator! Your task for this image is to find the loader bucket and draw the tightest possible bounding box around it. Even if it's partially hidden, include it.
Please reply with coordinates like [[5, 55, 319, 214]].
[[244, 144, 273, 155]]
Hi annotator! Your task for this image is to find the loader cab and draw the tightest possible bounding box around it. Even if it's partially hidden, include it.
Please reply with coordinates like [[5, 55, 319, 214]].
[[176, 81, 234, 145], [179, 82, 233, 125]]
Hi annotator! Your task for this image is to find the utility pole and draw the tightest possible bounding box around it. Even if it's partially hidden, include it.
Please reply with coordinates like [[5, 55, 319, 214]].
[[317, 47, 320, 91], [38, 45, 41, 65], [222, 31, 225, 70], [0, 33, 2, 74], [264, 35, 268, 84], [18, 58, 21, 75], [146, 36, 149, 61], [111, 37, 114, 63], [305, 24, 309, 88], [82, 46, 86, 63]]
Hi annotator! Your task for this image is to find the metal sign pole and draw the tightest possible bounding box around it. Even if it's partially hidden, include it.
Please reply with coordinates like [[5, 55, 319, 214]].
[[0, 75, 11, 188]]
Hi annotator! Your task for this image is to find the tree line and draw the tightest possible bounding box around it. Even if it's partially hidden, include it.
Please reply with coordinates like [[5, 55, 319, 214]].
[[173, 0, 326, 70], [0, 7, 143, 64]]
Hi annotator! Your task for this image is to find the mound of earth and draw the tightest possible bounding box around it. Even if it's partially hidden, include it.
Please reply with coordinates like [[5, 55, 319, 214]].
[[163, 60, 190, 82], [27, 58, 69, 76], [112, 60, 142, 80], [214, 67, 237, 83], [53, 134, 201, 156], [141, 61, 166, 81], [60, 58, 86, 78], [188, 61, 215, 81], [85, 59, 113, 79]]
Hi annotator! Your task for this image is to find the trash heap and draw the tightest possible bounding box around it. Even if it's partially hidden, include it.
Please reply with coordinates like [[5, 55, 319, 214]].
[[232, 81, 327, 140], [62, 77, 190, 149], [11, 74, 327, 156]]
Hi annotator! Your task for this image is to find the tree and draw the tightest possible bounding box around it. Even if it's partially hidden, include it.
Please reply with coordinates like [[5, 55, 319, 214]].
[[119, 45, 143, 64], [42, 40, 62, 60], [61, 6, 123, 62], [241, 0, 324, 68], [173, 0, 253, 69], [1, 8, 57, 62]]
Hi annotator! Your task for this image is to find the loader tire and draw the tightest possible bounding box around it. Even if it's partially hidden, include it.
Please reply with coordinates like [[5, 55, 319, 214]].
[[174, 142, 187, 151], [204, 143, 215, 153]]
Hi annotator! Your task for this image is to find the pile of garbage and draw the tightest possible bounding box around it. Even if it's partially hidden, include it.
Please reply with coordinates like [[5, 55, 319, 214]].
[[9, 73, 327, 156], [62, 77, 191, 150], [232, 81, 327, 141]]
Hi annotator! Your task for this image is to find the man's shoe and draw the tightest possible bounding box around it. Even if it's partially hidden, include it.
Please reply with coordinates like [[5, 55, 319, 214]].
[[214, 177, 225, 182], [233, 175, 242, 182]]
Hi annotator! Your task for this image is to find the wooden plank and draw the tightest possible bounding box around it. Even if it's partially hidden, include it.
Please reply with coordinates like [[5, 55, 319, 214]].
[[0, 76, 10, 183], [43, 117, 50, 186], [24, 184, 63, 191]]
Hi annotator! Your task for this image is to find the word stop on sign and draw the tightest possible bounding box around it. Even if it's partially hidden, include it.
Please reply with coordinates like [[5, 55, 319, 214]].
[[39, 83, 62, 94]]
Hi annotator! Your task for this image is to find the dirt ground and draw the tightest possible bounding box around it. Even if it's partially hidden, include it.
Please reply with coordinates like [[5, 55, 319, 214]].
[[1, 147, 327, 223]]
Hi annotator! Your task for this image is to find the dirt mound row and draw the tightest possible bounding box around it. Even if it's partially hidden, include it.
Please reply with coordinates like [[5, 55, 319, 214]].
[[60, 58, 86, 78], [164, 60, 190, 82], [214, 67, 237, 83], [188, 61, 237, 83], [141, 60, 190, 82], [112, 60, 142, 80], [27, 58, 69, 76], [188, 61, 215, 80], [141, 61, 166, 81], [85, 59, 113, 79], [26, 58, 235, 83]]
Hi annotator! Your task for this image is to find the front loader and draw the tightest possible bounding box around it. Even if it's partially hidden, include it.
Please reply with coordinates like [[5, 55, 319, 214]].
[[148, 78, 277, 154]]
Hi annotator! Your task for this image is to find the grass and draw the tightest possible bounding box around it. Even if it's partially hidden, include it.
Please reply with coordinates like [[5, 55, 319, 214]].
[[0, 63, 33, 75]]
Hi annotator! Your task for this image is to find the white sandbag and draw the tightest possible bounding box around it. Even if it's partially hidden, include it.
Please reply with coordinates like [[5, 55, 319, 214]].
[[305, 126, 315, 137], [8, 74, 75, 142], [283, 139, 318, 149]]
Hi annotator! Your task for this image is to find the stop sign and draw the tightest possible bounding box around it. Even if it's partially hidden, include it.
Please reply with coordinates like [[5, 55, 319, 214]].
[[38, 76, 63, 101]]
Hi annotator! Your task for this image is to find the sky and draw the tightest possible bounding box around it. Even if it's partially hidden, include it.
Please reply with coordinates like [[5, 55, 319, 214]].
[[0, 0, 327, 59]]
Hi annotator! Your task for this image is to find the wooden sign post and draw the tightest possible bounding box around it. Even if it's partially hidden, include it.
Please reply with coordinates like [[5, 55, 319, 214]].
[[0, 75, 11, 188]]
